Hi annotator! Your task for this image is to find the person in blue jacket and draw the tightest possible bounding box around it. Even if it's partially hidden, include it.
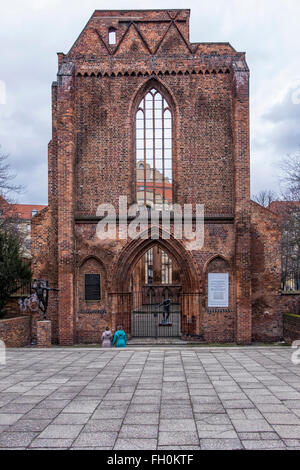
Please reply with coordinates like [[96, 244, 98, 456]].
[[112, 325, 127, 348]]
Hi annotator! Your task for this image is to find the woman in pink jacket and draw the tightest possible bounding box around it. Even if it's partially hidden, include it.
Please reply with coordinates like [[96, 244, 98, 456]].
[[101, 326, 113, 348]]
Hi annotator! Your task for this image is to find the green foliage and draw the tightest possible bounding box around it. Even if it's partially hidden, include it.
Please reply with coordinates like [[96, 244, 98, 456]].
[[0, 230, 32, 316], [283, 312, 300, 319]]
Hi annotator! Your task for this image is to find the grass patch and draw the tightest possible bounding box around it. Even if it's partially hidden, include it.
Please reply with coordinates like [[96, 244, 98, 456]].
[[283, 312, 300, 319]]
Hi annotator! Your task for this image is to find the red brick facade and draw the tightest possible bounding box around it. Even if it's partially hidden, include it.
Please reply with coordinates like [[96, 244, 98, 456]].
[[31, 9, 283, 344]]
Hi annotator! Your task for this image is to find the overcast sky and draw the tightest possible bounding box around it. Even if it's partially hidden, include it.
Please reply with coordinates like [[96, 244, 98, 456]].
[[0, 0, 300, 204]]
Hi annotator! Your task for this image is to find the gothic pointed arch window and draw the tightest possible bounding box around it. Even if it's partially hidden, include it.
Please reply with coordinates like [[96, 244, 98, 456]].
[[136, 88, 172, 209]]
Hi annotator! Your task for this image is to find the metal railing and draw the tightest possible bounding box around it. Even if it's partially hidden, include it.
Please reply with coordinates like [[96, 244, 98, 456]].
[[131, 288, 181, 337]]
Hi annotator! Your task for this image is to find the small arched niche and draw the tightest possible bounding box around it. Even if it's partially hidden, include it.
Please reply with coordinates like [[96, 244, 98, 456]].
[[205, 256, 231, 310], [78, 257, 106, 311]]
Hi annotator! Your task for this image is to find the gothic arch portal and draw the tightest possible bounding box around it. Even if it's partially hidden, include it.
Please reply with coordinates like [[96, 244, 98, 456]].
[[109, 232, 201, 336], [110, 234, 200, 294]]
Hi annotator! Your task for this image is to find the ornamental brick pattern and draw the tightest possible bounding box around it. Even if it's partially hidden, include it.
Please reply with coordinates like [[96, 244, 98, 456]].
[[31, 9, 284, 345]]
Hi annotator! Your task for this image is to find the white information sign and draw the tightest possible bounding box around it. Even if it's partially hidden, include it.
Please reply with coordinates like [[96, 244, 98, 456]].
[[208, 273, 229, 308]]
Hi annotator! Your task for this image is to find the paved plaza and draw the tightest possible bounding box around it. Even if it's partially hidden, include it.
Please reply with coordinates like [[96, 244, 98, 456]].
[[0, 346, 300, 450]]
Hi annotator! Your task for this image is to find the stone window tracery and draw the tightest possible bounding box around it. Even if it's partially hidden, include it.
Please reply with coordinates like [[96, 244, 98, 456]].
[[136, 88, 172, 209]]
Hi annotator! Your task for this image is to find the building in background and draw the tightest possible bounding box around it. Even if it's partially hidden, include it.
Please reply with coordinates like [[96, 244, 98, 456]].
[[12, 204, 47, 259], [0, 195, 46, 259], [0, 196, 46, 312]]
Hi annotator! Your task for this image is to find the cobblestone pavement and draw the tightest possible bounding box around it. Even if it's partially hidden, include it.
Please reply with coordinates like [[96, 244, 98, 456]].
[[0, 347, 300, 450]]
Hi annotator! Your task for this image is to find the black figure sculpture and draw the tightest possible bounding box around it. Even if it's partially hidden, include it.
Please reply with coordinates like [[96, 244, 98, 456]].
[[159, 298, 171, 324], [32, 279, 59, 320]]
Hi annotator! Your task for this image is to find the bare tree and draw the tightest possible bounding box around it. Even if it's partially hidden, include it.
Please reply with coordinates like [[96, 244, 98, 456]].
[[0, 147, 23, 199], [0, 146, 24, 240], [0, 148, 31, 315], [252, 190, 278, 207], [281, 210, 300, 291], [279, 151, 300, 293], [0, 230, 32, 317], [279, 150, 300, 201]]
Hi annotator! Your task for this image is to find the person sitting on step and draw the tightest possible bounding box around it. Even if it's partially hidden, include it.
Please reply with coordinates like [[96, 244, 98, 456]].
[[101, 326, 113, 348], [112, 325, 127, 348]]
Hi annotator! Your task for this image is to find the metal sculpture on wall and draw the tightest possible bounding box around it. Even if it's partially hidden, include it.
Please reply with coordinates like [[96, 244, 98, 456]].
[[31, 279, 59, 320]]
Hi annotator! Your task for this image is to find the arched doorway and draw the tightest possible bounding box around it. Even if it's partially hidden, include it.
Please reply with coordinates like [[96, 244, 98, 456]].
[[131, 245, 182, 337], [109, 234, 201, 338]]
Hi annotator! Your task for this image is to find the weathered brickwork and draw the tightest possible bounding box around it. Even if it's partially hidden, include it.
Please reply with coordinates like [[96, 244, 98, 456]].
[[77, 313, 110, 344], [5, 296, 51, 344], [201, 256, 235, 343], [283, 314, 300, 344], [250, 202, 282, 342], [0, 316, 31, 347], [31, 9, 282, 345], [201, 311, 235, 343], [280, 294, 300, 316], [74, 74, 234, 217]]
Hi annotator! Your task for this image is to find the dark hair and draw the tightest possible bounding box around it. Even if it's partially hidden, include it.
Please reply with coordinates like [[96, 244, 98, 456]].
[[105, 326, 109, 331]]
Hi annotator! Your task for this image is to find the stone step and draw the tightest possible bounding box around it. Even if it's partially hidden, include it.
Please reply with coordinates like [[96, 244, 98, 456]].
[[128, 338, 188, 345]]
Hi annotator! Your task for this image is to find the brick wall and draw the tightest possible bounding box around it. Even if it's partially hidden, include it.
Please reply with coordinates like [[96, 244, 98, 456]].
[[0, 316, 31, 347], [201, 256, 235, 343], [74, 72, 234, 217], [283, 314, 300, 344], [202, 311, 235, 343], [5, 295, 42, 341], [76, 313, 111, 344], [280, 294, 300, 316], [5, 294, 54, 344], [250, 201, 283, 342]]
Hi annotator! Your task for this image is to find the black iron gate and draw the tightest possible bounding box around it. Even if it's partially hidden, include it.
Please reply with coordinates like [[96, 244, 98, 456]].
[[131, 287, 181, 337]]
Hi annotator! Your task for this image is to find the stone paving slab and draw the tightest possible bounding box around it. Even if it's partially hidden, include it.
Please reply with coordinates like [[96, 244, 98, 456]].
[[0, 347, 299, 449]]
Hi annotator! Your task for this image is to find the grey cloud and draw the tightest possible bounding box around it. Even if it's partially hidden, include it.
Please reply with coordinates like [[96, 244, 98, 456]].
[[261, 86, 300, 154], [264, 87, 300, 124]]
